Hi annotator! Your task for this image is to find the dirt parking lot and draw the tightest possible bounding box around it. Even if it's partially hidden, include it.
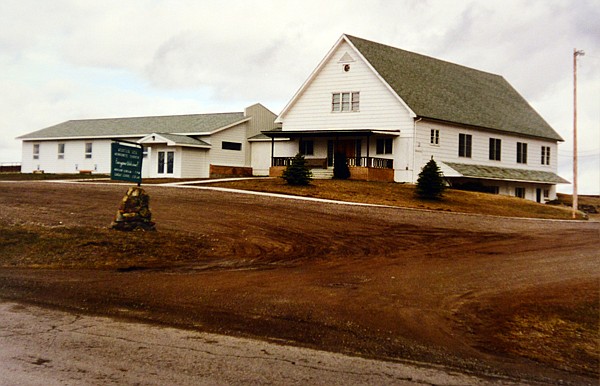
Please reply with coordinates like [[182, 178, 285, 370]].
[[0, 181, 598, 385]]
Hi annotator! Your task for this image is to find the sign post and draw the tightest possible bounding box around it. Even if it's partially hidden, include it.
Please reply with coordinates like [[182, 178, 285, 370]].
[[111, 140, 143, 185]]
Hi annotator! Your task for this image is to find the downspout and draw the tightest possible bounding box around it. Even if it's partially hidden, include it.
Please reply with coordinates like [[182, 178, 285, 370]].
[[412, 117, 422, 182], [270, 136, 274, 167]]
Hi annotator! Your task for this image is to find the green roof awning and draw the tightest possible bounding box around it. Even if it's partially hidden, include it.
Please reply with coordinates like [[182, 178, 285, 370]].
[[443, 162, 569, 184]]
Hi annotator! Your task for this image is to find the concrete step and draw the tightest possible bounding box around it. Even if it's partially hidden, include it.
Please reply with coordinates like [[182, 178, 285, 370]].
[[310, 168, 334, 179]]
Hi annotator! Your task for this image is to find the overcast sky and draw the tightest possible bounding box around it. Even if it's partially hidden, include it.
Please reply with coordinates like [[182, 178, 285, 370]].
[[1, 0, 598, 194]]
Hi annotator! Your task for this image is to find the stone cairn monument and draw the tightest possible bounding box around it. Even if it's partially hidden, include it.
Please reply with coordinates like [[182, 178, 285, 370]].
[[111, 187, 156, 231]]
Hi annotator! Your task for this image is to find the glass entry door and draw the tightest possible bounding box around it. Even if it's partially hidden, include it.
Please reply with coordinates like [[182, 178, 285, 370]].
[[157, 151, 174, 175]]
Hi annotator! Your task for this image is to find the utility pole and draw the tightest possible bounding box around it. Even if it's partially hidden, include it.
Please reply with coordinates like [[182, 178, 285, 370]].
[[573, 49, 585, 219]]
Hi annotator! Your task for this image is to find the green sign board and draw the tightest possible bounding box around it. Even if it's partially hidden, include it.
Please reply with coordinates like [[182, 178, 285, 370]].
[[111, 142, 143, 183]]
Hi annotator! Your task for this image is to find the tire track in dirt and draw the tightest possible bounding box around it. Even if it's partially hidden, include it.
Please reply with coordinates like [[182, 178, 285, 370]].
[[1, 182, 598, 385]]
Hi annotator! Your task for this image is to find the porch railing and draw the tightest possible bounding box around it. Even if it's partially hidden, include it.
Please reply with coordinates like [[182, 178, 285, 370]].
[[347, 157, 393, 169], [273, 157, 393, 169]]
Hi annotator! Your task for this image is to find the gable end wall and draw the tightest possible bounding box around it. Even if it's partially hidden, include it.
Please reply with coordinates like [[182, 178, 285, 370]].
[[281, 41, 414, 133]]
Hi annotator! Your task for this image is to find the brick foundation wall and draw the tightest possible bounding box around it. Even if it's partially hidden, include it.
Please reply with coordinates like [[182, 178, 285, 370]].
[[210, 165, 253, 178], [349, 167, 394, 182], [269, 166, 286, 177]]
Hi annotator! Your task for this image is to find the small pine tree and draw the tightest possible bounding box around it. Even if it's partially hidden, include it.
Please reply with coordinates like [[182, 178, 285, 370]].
[[416, 157, 446, 200], [333, 152, 350, 179], [281, 153, 312, 186]]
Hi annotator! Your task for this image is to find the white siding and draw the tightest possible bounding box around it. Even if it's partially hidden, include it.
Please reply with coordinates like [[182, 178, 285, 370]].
[[21, 139, 114, 174], [250, 141, 274, 176], [415, 120, 560, 173], [414, 120, 562, 200], [180, 149, 209, 178], [141, 147, 151, 178], [205, 123, 248, 167], [280, 41, 414, 133]]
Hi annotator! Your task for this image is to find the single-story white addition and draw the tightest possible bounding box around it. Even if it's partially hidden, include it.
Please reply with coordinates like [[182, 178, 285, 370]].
[[263, 34, 569, 202], [18, 104, 277, 179]]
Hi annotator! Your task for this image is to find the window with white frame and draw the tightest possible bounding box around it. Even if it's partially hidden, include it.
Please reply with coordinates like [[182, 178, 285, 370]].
[[58, 143, 65, 159], [430, 129, 439, 145], [489, 138, 501, 161], [458, 133, 472, 158], [33, 144, 40, 159], [517, 142, 527, 164], [376, 138, 392, 154], [541, 146, 550, 165], [85, 142, 93, 159], [332, 92, 359, 112]]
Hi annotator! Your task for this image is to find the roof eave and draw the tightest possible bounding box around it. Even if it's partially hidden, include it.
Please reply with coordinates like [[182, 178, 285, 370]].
[[276, 35, 348, 123], [19, 134, 144, 141], [207, 117, 251, 135], [451, 175, 570, 184], [344, 35, 417, 118]]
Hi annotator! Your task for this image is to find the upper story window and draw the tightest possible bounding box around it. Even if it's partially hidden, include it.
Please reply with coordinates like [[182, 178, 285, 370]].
[[85, 142, 93, 159], [489, 138, 501, 161], [458, 133, 472, 158], [430, 129, 439, 145], [376, 138, 392, 155], [517, 142, 528, 164], [541, 146, 550, 165], [222, 141, 242, 151], [58, 143, 65, 159], [332, 92, 359, 112], [33, 144, 40, 159], [299, 140, 314, 156]]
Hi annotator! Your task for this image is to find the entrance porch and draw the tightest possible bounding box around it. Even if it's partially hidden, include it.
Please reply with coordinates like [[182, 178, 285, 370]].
[[263, 130, 398, 182]]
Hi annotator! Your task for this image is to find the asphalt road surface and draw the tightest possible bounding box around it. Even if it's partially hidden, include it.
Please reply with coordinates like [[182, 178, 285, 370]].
[[0, 301, 524, 386]]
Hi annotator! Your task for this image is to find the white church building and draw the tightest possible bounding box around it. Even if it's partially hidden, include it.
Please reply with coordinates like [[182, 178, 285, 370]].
[[262, 34, 568, 202]]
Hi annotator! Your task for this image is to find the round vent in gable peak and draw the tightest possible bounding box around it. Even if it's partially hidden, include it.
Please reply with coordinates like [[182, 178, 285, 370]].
[[343, 64, 350, 72]]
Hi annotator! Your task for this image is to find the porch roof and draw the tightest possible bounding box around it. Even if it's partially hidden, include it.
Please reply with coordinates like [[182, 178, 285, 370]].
[[138, 133, 211, 148], [262, 129, 399, 138], [443, 162, 570, 184]]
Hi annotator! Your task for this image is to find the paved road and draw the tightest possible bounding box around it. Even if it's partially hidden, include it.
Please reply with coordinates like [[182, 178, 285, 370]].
[[0, 302, 523, 386]]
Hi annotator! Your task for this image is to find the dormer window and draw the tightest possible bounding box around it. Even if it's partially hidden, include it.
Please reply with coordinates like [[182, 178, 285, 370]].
[[332, 92, 359, 112]]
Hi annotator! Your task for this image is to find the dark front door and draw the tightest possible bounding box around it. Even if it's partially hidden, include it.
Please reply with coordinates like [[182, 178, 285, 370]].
[[336, 139, 356, 159], [536, 188, 542, 203], [335, 139, 361, 166]]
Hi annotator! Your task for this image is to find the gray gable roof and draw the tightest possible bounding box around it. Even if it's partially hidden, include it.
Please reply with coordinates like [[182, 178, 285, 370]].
[[155, 133, 211, 147], [445, 162, 569, 184], [346, 35, 563, 141], [19, 112, 246, 140]]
